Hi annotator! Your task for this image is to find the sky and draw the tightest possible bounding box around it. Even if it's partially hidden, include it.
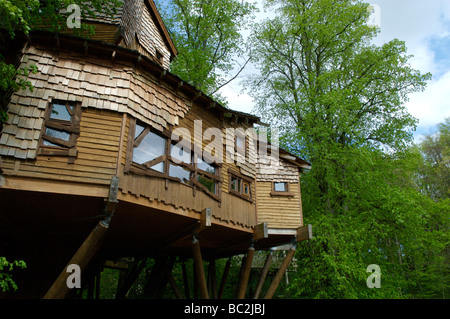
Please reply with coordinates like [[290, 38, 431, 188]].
[[218, 0, 450, 143]]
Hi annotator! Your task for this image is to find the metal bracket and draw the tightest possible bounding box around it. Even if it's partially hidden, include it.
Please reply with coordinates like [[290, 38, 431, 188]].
[[102, 176, 119, 226]]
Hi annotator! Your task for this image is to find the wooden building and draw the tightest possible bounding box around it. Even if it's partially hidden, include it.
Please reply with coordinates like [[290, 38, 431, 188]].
[[0, 0, 312, 299]]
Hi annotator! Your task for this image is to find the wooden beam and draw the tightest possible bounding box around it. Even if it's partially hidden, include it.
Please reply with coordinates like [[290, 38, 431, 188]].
[[208, 259, 218, 299], [253, 251, 273, 299], [105, 176, 119, 213], [198, 207, 212, 232], [182, 262, 190, 299], [43, 220, 109, 299], [115, 259, 145, 299], [263, 245, 296, 299], [236, 246, 255, 299], [142, 256, 169, 298], [296, 224, 313, 242], [192, 91, 202, 102], [192, 236, 209, 299], [254, 223, 268, 241], [218, 257, 231, 299], [167, 267, 183, 299]]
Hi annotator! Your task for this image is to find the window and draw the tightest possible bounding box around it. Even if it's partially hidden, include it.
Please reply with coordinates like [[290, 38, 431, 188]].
[[126, 119, 221, 201], [274, 182, 287, 192], [155, 50, 164, 65], [196, 158, 218, 195], [39, 100, 81, 162], [271, 182, 294, 197], [228, 169, 252, 202]]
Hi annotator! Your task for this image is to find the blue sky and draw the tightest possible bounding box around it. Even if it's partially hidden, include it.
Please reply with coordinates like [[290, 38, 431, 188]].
[[219, 0, 450, 144]]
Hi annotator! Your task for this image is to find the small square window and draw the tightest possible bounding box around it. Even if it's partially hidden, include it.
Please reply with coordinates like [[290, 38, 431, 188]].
[[274, 182, 287, 192], [39, 100, 81, 161], [243, 182, 250, 195], [228, 170, 252, 201]]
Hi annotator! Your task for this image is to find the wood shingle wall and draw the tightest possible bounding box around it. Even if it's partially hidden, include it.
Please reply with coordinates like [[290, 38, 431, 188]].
[[0, 44, 189, 160]]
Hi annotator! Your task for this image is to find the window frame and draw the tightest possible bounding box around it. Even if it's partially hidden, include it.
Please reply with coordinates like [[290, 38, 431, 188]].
[[228, 169, 253, 202], [270, 181, 295, 197], [38, 100, 81, 163], [126, 118, 222, 202]]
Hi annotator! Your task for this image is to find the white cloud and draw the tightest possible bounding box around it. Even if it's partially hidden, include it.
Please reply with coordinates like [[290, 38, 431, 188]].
[[406, 71, 450, 127], [219, 83, 254, 114]]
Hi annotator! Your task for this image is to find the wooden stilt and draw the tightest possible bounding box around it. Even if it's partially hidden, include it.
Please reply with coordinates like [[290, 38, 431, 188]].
[[263, 245, 296, 299], [236, 246, 255, 299], [218, 257, 231, 299], [208, 259, 218, 299], [192, 236, 209, 299], [43, 220, 109, 299], [115, 259, 145, 299], [143, 256, 168, 298], [253, 251, 273, 299], [95, 267, 101, 299], [182, 262, 190, 299], [167, 266, 183, 299], [193, 260, 199, 299]]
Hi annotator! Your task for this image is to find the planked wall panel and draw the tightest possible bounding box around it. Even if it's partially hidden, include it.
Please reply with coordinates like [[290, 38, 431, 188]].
[[1, 108, 122, 186], [256, 181, 302, 229]]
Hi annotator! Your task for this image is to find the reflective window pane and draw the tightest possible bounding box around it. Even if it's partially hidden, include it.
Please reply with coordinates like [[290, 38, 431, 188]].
[[43, 140, 62, 147], [50, 103, 72, 121], [197, 158, 216, 174], [197, 175, 216, 194], [150, 162, 164, 173], [133, 131, 166, 165], [134, 124, 145, 140], [231, 176, 238, 191], [244, 182, 250, 195], [274, 182, 287, 192], [171, 144, 191, 164], [169, 164, 192, 185], [236, 136, 244, 149], [45, 127, 70, 141]]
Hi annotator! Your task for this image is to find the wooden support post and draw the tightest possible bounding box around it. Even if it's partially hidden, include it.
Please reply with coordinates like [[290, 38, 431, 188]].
[[167, 267, 183, 299], [43, 220, 109, 299], [218, 257, 231, 299], [263, 245, 296, 299], [208, 259, 218, 299], [115, 259, 145, 299], [143, 256, 168, 298], [198, 207, 212, 232], [236, 246, 255, 299], [44, 177, 118, 299], [253, 251, 273, 299], [95, 267, 101, 299], [192, 236, 209, 299], [182, 262, 190, 299]]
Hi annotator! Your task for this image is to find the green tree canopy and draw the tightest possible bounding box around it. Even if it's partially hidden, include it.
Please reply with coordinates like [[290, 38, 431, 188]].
[[157, 0, 257, 103], [247, 0, 447, 299], [418, 118, 450, 200]]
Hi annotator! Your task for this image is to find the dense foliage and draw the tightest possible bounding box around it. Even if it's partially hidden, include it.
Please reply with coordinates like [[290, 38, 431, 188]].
[[157, 0, 257, 103], [247, 0, 448, 299]]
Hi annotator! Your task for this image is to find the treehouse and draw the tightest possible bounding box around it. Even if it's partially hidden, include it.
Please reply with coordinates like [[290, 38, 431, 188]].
[[0, 0, 312, 299]]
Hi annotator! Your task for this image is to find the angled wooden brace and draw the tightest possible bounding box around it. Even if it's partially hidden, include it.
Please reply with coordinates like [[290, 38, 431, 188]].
[[43, 177, 119, 299]]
